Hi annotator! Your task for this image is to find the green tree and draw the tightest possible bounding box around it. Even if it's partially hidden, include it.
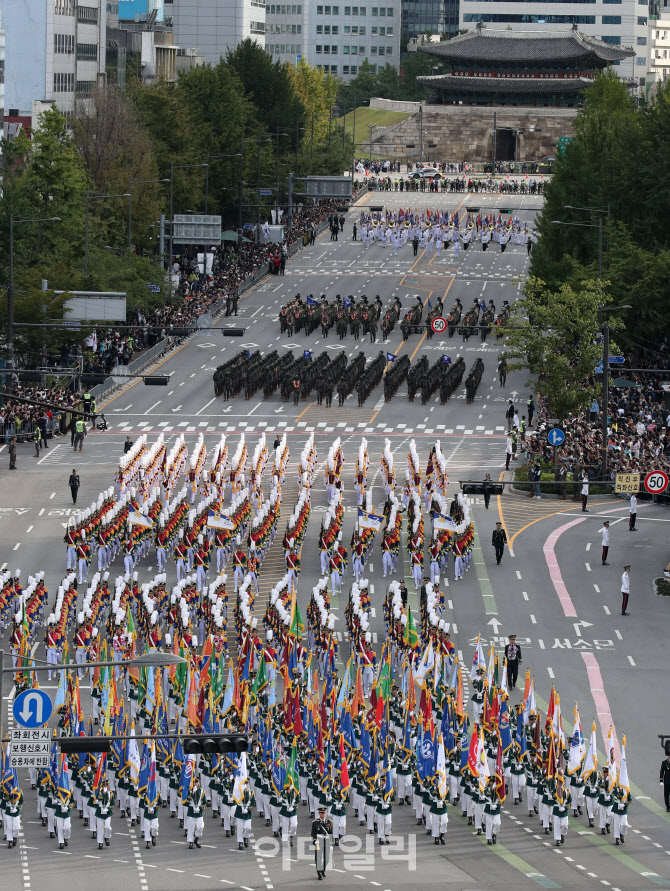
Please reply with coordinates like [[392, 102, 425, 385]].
[[499, 277, 614, 421]]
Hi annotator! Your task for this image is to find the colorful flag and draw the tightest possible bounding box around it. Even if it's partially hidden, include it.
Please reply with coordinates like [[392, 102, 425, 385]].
[[403, 607, 419, 649]]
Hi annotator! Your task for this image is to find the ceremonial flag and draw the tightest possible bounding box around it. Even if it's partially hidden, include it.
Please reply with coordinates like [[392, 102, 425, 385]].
[[386, 352, 396, 363], [138, 743, 150, 798], [403, 607, 419, 649], [146, 742, 159, 808], [618, 735, 629, 794], [250, 654, 268, 706], [583, 721, 598, 781], [288, 589, 304, 639], [306, 295, 318, 306], [470, 636, 486, 680], [499, 696, 512, 754], [523, 675, 536, 724], [54, 666, 67, 712], [232, 752, 249, 803], [467, 723, 480, 776], [495, 735, 505, 802], [221, 664, 234, 716], [303, 350, 313, 359], [57, 755, 71, 805], [339, 733, 350, 792], [567, 707, 586, 775], [432, 512, 457, 532], [607, 726, 617, 790], [129, 510, 154, 529], [436, 733, 447, 799], [207, 511, 235, 531], [180, 754, 195, 802], [128, 727, 141, 787], [455, 666, 464, 720], [284, 740, 299, 793], [357, 508, 384, 532]]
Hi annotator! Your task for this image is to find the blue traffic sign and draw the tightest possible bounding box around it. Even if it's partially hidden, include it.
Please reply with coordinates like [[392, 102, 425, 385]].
[[13, 689, 53, 728], [547, 428, 565, 447], [608, 356, 625, 365]]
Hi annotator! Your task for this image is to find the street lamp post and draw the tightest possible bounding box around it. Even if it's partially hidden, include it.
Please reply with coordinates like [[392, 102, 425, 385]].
[[127, 178, 169, 252], [6, 214, 61, 393]]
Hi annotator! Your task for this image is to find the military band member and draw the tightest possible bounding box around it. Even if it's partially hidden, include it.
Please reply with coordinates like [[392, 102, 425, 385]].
[[311, 805, 333, 880]]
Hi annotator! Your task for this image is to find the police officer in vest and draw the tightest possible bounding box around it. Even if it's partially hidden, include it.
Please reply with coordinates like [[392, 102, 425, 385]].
[[74, 417, 86, 452]]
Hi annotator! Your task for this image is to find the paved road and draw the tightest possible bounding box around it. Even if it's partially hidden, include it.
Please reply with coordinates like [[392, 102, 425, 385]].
[[3, 188, 670, 890]]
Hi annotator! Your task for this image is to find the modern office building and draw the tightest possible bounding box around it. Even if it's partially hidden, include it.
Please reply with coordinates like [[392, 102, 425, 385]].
[[0, 11, 5, 125], [401, 0, 460, 43], [458, 0, 648, 81], [265, 0, 402, 81], [3, 0, 108, 117], [169, 0, 266, 65], [647, 11, 670, 84]]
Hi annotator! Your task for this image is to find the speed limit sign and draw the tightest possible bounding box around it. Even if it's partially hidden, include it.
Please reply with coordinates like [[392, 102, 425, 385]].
[[431, 316, 447, 334], [644, 470, 669, 494]]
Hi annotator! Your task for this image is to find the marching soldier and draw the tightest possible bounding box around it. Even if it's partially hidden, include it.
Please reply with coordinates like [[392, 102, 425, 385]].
[[186, 775, 206, 849], [311, 805, 333, 881], [94, 778, 113, 850], [552, 772, 571, 847]]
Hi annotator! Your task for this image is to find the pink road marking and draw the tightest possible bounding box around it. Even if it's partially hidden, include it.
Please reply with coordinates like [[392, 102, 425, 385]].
[[542, 517, 586, 617], [581, 652, 621, 763]]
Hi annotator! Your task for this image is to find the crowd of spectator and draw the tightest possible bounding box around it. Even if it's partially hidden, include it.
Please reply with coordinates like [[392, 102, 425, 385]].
[[526, 355, 670, 485], [0, 383, 82, 444]]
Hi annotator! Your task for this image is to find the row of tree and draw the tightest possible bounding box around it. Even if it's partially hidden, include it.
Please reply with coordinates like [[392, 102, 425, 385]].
[[0, 42, 355, 362]]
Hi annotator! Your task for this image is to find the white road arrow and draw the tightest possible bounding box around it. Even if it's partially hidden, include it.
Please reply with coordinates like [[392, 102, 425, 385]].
[[20, 691, 45, 724], [171, 405, 183, 413], [274, 407, 284, 414], [510, 390, 519, 399], [487, 617, 503, 634], [573, 620, 593, 638], [222, 406, 233, 413]]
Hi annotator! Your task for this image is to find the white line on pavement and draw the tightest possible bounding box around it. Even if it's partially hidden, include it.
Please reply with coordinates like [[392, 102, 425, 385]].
[[195, 397, 217, 416], [628, 656, 636, 666], [145, 401, 162, 413], [547, 667, 555, 678], [603, 605, 610, 615]]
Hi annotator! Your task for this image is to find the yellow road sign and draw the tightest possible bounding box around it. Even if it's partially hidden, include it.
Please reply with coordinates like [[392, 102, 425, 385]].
[[615, 473, 640, 494]]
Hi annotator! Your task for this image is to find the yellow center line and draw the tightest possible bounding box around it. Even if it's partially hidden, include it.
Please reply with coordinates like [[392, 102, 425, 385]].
[[295, 401, 313, 421]]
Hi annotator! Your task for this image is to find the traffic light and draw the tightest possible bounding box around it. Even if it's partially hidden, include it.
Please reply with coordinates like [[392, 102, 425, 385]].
[[58, 737, 112, 755], [223, 329, 245, 337], [182, 733, 249, 756], [665, 738, 670, 757], [144, 375, 170, 386], [462, 483, 484, 495]]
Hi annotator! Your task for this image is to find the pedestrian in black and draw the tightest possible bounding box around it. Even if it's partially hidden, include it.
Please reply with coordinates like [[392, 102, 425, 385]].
[[280, 254, 286, 275], [292, 377, 301, 406], [339, 214, 345, 232], [498, 358, 507, 387], [123, 436, 133, 454], [39, 414, 49, 449], [412, 236, 419, 256], [483, 473, 493, 509], [660, 754, 670, 811], [527, 395, 535, 427], [492, 522, 507, 565], [231, 292, 239, 316], [505, 400, 515, 432], [69, 469, 80, 505], [353, 223, 357, 241], [504, 635, 522, 689], [8, 436, 17, 470], [310, 228, 316, 245], [273, 434, 281, 450]]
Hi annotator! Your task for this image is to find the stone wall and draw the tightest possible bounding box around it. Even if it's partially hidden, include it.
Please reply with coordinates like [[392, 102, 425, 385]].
[[369, 97, 422, 113], [372, 105, 577, 162]]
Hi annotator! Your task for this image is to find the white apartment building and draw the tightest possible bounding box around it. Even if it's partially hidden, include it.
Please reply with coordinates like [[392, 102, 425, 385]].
[[648, 12, 670, 82], [265, 0, 402, 81], [3, 0, 107, 117], [458, 3, 646, 81], [169, 0, 266, 65], [0, 10, 5, 122]]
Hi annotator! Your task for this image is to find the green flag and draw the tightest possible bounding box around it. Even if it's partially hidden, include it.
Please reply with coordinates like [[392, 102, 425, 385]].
[[403, 607, 419, 649], [288, 589, 304, 639], [126, 604, 136, 638], [284, 740, 299, 793], [212, 655, 226, 705], [250, 654, 268, 706], [378, 658, 391, 705], [138, 665, 147, 705]]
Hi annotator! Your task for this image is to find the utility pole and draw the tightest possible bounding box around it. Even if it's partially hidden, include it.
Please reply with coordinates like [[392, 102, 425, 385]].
[[238, 138, 244, 248]]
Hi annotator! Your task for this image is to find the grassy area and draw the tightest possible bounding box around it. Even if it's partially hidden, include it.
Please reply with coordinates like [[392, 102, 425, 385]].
[[655, 577, 670, 597], [336, 107, 412, 145]]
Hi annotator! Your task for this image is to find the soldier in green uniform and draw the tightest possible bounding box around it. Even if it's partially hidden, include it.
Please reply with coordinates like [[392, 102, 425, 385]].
[[94, 778, 113, 849], [5, 784, 23, 848], [234, 784, 255, 850], [186, 775, 206, 849], [552, 772, 571, 846], [484, 777, 501, 845], [597, 766, 613, 834], [612, 781, 631, 845], [311, 805, 332, 881]]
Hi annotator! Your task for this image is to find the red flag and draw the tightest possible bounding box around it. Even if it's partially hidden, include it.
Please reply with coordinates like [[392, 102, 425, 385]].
[[199, 636, 213, 688], [293, 690, 303, 736], [284, 683, 294, 733], [495, 735, 505, 802], [339, 734, 350, 791], [467, 723, 479, 776]]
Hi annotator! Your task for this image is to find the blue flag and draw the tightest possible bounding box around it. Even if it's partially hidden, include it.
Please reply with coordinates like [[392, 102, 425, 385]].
[[180, 755, 195, 802], [306, 295, 318, 306], [386, 352, 396, 362], [146, 744, 159, 807], [442, 355, 451, 364], [427, 299, 432, 309], [221, 665, 234, 717], [138, 743, 150, 798], [343, 297, 351, 308], [303, 350, 313, 359], [499, 697, 513, 754]]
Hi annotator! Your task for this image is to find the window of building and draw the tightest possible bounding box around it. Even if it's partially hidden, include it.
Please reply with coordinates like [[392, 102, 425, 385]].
[[359, 25, 366, 33], [372, 24, 378, 32], [54, 34, 75, 54], [325, 5, 331, 12], [386, 25, 392, 33], [350, 65, 357, 73], [638, 15, 647, 24], [345, 4, 351, 11], [601, 34, 621, 43], [331, 65, 337, 73], [333, 5, 339, 11], [53, 72, 75, 92], [637, 36, 647, 45], [324, 24, 331, 32], [77, 43, 98, 61], [602, 0, 622, 4], [602, 15, 620, 22], [463, 13, 596, 22], [344, 24, 351, 32], [378, 44, 385, 53], [371, 45, 377, 53], [55, 0, 75, 13], [332, 25, 339, 33], [332, 44, 338, 53], [386, 45, 393, 53], [379, 25, 385, 33], [76, 80, 95, 93], [297, 24, 302, 33], [78, 5, 98, 22], [360, 44, 366, 53], [344, 44, 350, 52], [360, 6, 366, 13], [325, 44, 331, 52], [372, 5, 377, 12], [352, 5, 358, 12], [636, 55, 647, 65], [343, 64, 350, 73], [351, 44, 357, 53], [316, 43, 323, 52], [352, 24, 358, 32], [638, 0, 648, 5], [317, 24, 323, 32], [317, 5, 323, 13]]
